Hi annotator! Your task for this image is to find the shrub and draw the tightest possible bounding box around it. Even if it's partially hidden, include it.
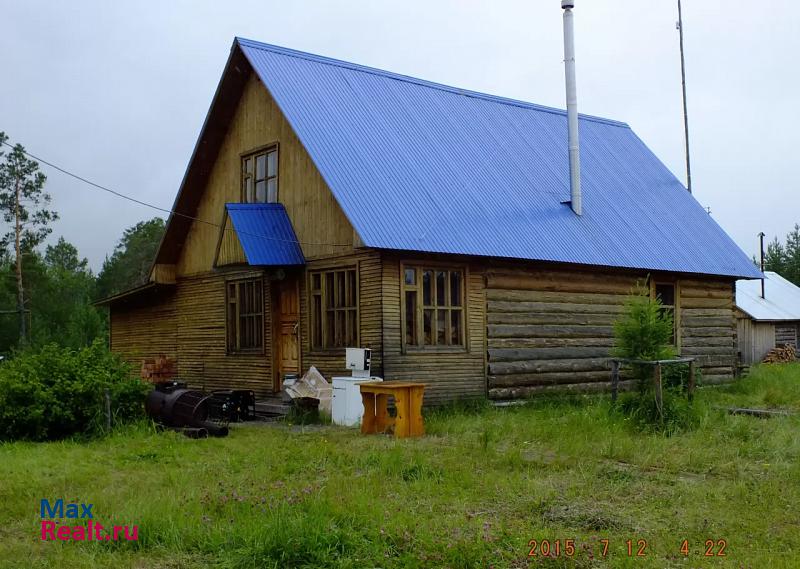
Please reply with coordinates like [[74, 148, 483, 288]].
[[0, 340, 149, 441], [612, 284, 696, 432], [613, 284, 675, 390]]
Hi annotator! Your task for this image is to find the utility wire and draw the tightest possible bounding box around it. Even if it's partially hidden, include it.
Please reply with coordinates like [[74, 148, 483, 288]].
[[0, 139, 352, 248]]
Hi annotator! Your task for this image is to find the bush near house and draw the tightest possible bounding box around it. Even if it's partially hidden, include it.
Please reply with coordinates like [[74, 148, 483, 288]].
[[0, 340, 148, 441], [612, 286, 700, 432]]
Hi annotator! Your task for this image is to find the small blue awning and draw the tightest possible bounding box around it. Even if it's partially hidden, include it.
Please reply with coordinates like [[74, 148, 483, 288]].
[[225, 203, 305, 266]]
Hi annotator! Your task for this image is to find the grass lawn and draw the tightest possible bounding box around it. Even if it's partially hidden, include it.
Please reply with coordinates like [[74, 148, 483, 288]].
[[1, 364, 799, 568]]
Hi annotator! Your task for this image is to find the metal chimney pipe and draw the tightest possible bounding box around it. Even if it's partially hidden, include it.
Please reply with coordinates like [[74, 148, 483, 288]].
[[562, 0, 582, 215]]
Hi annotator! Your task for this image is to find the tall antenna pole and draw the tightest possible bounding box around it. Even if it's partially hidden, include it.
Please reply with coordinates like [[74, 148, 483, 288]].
[[759, 232, 766, 299], [677, 0, 692, 193]]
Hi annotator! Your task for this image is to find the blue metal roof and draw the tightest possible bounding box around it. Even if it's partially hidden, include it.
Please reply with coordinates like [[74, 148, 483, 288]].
[[237, 38, 761, 279], [226, 203, 305, 266]]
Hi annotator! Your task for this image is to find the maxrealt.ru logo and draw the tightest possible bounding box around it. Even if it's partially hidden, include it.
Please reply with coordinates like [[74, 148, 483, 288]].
[[40, 499, 138, 541]]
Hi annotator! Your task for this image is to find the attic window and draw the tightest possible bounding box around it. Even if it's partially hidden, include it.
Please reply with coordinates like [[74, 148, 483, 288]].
[[242, 146, 278, 203]]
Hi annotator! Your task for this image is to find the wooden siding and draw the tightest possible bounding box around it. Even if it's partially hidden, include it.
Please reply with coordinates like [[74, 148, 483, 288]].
[[736, 316, 775, 364], [150, 264, 176, 284], [176, 73, 354, 277], [215, 214, 247, 267], [111, 271, 276, 396], [485, 266, 737, 399], [175, 271, 273, 394], [380, 255, 486, 405], [298, 251, 384, 380], [110, 289, 178, 372]]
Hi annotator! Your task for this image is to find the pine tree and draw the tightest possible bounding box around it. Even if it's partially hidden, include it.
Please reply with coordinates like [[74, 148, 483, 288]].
[[0, 133, 59, 343], [763, 237, 787, 275]]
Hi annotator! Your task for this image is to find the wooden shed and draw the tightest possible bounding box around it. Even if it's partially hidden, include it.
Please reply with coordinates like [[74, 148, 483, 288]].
[[736, 272, 800, 364], [100, 38, 762, 403]]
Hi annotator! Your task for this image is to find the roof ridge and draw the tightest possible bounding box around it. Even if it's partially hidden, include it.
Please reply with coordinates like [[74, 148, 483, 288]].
[[235, 37, 630, 128]]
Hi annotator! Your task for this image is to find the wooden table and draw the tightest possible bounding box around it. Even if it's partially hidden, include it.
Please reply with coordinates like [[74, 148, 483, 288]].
[[359, 382, 426, 438]]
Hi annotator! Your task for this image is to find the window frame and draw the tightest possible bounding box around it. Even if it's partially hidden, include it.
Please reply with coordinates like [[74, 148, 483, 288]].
[[650, 279, 680, 348], [225, 276, 265, 354], [308, 266, 360, 352], [400, 262, 468, 353], [240, 143, 279, 204]]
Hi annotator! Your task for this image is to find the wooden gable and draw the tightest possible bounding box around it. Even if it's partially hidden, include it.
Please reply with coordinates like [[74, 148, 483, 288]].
[[152, 44, 357, 280], [213, 211, 247, 267]]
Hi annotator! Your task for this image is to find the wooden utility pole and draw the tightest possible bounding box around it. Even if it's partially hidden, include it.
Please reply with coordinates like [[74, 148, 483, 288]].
[[14, 175, 25, 343], [677, 0, 692, 193]]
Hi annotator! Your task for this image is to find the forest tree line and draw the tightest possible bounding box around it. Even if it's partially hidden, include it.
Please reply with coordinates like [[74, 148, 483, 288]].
[[763, 225, 800, 286], [0, 132, 164, 353]]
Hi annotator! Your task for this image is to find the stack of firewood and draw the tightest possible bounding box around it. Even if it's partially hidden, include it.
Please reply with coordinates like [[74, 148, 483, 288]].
[[762, 344, 798, 364], [140, 355, 177, 382]]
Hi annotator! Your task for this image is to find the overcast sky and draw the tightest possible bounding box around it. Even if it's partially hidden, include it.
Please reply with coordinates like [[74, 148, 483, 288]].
[[1, 0, 796, 271]]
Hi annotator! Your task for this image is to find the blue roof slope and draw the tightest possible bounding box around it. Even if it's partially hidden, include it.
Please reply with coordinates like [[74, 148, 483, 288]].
[[226, 203, 305, 266], [237, 38, 761, 279]]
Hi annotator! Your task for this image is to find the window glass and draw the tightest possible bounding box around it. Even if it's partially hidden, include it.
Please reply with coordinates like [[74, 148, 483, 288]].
[[655, 283, 675, 306], [436, 271, 447, 306], [242, 148, 278, 203], [422, 271, 433, 306], [405, 291, 417, 345], [423, 309, 433, 344], [653, 283, 677, 345], [402, 266, 465, 348], [310, 268, 358, 350], [255, 180, 266, 203], [451, 311, 462, 345], [437, 309, 447, 344], [226, 278, 263, 352], [450, 271, 462, 306], [256, 154, 266, 179]]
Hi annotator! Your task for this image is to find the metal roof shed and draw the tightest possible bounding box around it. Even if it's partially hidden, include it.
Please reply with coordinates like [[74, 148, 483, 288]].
[[735, 272, 800, 363]]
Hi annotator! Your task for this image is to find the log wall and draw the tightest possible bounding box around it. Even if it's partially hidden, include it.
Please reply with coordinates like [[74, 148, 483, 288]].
[[776, 323, 799, 350], [678, 279, 737, 382], [485, 266, 737, 399]]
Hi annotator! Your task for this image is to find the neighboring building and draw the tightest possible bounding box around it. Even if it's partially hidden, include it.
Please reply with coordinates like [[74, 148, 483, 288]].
[[100, 38, 761, 403], [735, 272, 800, 364]]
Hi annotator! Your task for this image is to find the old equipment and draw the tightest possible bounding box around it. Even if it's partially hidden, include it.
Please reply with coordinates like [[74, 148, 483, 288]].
[[145, 382, 229, 438], [207, 389, 256, 422]]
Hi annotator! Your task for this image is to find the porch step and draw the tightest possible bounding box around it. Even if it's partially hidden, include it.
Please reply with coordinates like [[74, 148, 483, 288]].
[[255, 397, 292, 418]]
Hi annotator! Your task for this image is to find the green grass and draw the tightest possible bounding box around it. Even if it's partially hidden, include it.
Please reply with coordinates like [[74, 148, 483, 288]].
[[1, 364, 799, 568]]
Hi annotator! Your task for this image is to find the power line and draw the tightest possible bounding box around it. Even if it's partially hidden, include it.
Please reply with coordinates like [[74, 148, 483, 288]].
[[0, 139, 352, 248]]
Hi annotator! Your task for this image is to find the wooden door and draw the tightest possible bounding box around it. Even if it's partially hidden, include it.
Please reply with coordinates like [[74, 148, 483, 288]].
[[273, 275, 300, 391]]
